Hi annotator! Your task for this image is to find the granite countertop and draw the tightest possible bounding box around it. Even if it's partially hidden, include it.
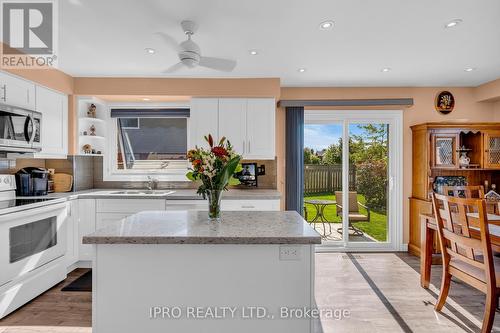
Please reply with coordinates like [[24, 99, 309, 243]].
[[83, 210, 321, 245], [21, 188, 281, 201]]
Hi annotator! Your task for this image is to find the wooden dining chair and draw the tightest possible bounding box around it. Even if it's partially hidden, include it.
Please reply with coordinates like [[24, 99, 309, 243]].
[[431, 193, 499, 333]]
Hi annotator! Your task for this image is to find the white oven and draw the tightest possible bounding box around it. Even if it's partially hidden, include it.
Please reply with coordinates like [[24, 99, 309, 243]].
[[0, 201, 67, 288]]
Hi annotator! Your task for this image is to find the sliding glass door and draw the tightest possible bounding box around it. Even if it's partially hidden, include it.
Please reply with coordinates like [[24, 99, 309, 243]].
[[304, 110, 402, 251]]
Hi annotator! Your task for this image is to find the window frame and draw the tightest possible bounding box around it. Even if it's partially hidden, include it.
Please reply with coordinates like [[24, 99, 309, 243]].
[[103, 102, 192, 182]]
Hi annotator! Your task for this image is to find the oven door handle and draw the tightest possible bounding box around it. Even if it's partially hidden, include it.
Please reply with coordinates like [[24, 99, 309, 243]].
[[23, 114, 35, 144]]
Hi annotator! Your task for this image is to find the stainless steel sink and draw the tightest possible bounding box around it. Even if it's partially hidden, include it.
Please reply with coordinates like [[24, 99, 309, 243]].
[[96, 190, 176, 196]]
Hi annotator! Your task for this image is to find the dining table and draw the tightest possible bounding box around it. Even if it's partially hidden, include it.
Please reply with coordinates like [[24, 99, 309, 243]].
[[420, 212, 500, 289]]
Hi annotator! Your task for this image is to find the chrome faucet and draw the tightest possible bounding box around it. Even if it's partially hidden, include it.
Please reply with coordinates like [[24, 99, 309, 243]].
[[146, 176, 158, 190]]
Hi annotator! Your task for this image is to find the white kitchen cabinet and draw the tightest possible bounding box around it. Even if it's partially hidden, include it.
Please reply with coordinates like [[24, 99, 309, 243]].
[[35, 86, 68, 158], [96, 199, 166, 213], [78, 199, 96, 262], [218, 98, 246, 154], [0, 71, 35, 110], [189, 98, 275, 159], [245, 98, 275, 159], [189, 98, 219, 148], [95, 199, 166, 229], [166, 200, 207, 211], [65, 200, 79, 268], [222, 199, 280, 211], [96, 212, 131, 230]]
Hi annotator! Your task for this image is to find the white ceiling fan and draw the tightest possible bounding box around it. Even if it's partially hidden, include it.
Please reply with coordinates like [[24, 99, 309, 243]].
[[156, 20, 237, 73]]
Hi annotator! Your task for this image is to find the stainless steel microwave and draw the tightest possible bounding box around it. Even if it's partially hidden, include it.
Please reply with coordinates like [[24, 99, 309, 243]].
[[0, 103, 41, 153]]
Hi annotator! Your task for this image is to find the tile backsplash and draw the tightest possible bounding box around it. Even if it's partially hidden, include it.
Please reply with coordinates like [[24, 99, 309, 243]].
[[0, 155, 277, 191]]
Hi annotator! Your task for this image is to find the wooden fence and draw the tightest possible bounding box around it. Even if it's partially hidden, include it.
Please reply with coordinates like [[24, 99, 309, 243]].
[[304, 164, 356, 195]]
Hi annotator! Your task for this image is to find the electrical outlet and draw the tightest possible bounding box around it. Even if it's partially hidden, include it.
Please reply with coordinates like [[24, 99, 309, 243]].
[[279, 245, 301, 261]]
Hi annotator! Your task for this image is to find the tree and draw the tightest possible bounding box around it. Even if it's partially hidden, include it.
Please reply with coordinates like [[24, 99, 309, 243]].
[[304, 147, 320, 165]]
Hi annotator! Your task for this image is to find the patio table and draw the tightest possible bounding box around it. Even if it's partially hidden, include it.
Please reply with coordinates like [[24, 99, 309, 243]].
[[304, 199, 336, 238]]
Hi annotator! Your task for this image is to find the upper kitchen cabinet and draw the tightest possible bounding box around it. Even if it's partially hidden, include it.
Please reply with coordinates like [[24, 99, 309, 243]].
[[190, 97, 276, 159], [245, 98, 275, 159], [0, 71, 35, 110], [189, 98, 219, 148], [35, 86, 68, 158], [218, 98, 246, 154]]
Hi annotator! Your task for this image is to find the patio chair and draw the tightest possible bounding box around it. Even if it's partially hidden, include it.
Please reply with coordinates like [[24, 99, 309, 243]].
[[334, 191, 371, 236]]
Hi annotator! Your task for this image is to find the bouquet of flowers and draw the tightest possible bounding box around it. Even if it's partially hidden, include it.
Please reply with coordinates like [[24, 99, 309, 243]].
[[186, 134, 242, 220]]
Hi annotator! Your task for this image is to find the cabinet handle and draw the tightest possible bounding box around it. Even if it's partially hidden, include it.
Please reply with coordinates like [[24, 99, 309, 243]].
[[26, 90, 29, 104], [241, 205, 255, 209], [248, 141, 251, 154], [1, 85, 6, 102], [242, 140, 245, 154]]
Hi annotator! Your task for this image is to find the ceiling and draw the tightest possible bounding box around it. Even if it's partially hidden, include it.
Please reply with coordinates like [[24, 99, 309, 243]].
[[59, 0, 500, 87]]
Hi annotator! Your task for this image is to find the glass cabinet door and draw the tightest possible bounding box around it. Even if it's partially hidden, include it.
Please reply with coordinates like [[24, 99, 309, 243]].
[[484, 131, 500, 169], [432, 133, 458, 168]]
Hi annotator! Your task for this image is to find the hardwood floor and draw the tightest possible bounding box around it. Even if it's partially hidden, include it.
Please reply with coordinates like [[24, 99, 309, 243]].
[[0, 269, 91, 333], [1, 255, 499, 333]]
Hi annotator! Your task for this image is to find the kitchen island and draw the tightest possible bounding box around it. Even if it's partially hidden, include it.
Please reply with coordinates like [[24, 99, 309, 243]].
[[83, 210, 321, 333]]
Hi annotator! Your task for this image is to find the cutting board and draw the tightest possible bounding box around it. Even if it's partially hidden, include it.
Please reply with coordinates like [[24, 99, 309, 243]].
[[53, 173, 73, 192]]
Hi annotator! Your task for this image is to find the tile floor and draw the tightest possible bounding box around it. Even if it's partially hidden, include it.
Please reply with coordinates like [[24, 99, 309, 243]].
[[0, 254, 498, 333]]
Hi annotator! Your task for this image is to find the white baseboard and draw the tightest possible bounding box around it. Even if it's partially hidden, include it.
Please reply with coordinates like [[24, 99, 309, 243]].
[[399, 243, 408, 252], [67, 260, 92, 273]]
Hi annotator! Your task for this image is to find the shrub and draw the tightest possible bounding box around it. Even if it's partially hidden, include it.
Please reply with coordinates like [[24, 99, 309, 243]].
[[356, 160, 387, 212]]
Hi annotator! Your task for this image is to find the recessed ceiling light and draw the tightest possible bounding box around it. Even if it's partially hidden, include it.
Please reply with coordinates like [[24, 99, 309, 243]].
[[464, 67, 476, 72], [249, 50, 258, 55], [144, 48, 155, 54], [319, 20, 334, 30], [381, 67, 391, 72], [142, 98, 151, 101], [298, 68, 306, 73], [445, 19, 462, 29]]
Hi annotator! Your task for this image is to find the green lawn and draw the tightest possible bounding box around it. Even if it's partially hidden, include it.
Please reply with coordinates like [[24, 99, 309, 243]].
[[304, 193, 387, 242]]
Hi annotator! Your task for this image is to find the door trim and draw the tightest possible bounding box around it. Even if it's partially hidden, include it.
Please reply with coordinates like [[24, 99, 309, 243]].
[[305, 110, 404, 252]]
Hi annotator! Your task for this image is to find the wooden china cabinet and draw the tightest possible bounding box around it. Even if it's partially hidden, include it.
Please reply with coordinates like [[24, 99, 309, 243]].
[[409, 122, 500, 256]]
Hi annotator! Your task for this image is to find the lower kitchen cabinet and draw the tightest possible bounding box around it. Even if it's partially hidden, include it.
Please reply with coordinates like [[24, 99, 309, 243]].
[[65, 200, 79, 267], [95, 199, 167, 230], [78, 199, 96, 262], [69, 197, 280, 266], [96, 212, 132, 229], [222, 199, 280, 211]]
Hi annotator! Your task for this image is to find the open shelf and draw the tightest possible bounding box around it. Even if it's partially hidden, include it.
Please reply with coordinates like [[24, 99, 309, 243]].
[[80, 117, 106, 123], [77, 97, 107, 156], [80, 135, 105, 140]]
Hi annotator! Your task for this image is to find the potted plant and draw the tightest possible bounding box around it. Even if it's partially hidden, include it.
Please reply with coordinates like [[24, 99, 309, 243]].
[[186, 134, 242, 221]]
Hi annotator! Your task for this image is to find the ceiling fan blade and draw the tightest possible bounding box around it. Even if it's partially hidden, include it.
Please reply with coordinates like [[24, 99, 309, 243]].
[[154, 32, 180, 52], [199, 57, 237, 72], [162, 62, 185, 73]]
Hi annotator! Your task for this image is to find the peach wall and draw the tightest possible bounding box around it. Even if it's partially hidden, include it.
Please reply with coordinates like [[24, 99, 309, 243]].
[[74, 77, 280, 98], [279, 87, 496, 245], [476, 78, 500, 102]]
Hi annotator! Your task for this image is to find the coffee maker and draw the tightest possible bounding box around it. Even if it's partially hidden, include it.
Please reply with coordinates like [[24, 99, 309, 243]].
[[15, 167, 49, 196]]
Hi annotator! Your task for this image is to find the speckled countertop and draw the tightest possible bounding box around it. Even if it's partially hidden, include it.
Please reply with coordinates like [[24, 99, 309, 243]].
[[83, 210, 320, 245], [20, 188, 281, 200]]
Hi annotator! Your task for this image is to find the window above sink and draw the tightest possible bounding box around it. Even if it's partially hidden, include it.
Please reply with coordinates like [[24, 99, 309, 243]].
[[103, 103, 191, 182]]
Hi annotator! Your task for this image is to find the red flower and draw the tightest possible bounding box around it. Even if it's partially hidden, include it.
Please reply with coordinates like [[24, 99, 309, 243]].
[[211, 146, 228, 158], [192, 159, 202, 166]]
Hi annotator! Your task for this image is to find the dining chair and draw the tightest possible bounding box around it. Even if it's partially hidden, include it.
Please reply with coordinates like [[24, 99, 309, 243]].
[[431, 193, 499, 333]]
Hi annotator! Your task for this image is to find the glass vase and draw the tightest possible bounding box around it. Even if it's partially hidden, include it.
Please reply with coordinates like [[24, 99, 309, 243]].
[[207, 189, 223, 222]]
